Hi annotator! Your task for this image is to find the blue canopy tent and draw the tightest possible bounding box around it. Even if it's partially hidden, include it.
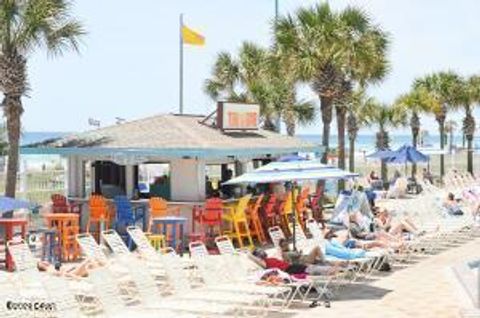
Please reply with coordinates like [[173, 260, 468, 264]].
[[224, 160, 358, 249]]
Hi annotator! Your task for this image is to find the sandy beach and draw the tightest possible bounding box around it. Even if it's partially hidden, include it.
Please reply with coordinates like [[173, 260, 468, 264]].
[[352, 151, 478, 181]]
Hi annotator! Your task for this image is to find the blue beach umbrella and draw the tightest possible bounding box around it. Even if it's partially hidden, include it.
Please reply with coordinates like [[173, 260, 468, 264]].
[[0, 196, 34, 213], [366, 149, 396, 159], [386, 145, 429, 164]]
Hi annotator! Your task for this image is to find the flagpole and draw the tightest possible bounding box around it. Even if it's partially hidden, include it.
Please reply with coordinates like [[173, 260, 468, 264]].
[[179, 13, 184, 114]]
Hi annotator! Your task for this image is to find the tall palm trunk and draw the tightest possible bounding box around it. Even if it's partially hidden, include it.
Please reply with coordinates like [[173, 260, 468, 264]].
[[320, 95, 333, 164], [347, 111, 359, 173], [336, 105, 347, 191], [4, 97, 22, 197], [467, 138, 473, 174], [336, 106, 346, 170], [376, 127, 389, 184], [410, 112, 420, 177], [463, 104, 475, 175], [435, 106, 447, 179], [0, 53, 27, 198], [285, 120, 295, 136], [439, 121, 446, 178], [348, 137, 355, 172], [283, 106, 296, 137]]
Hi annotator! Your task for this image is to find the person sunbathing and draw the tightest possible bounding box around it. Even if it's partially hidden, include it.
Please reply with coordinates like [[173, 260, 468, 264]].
[[249, 247, 337, 276], [374, 208, 422, 237], [443, 192, 464, 216], [37, 259, 103, 278], [346, 212, 404, 250]]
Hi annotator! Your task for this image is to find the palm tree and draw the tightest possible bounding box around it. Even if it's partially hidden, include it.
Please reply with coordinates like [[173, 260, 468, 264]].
[[333, 7, 389, 172], [346, 89, 376, 172], [445, 120, 457, 154], [393, 87, 435, 176], [413, 71, 462, 178], [459, 75, 480, 174], [0, 0, 84, 197], [204, 42, 316, 135], [274, 3, 346, 163], [0, 121, 7, 173], [365, 102, 407, 183], [275, 4, 389, 165]]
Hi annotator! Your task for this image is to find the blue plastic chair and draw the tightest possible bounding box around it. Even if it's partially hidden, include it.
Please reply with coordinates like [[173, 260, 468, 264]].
[[113, 196, 146, 246], [113, 196, 137, 248]]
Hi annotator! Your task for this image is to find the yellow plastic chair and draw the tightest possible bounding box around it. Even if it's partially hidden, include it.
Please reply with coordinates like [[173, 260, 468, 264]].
[[223, 194, 254, 249], [146, 233, 166, 251]]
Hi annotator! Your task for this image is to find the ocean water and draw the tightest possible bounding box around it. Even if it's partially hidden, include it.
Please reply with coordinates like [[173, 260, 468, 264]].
[[15, 131, 480, 162], [298, 134, 480, 152]]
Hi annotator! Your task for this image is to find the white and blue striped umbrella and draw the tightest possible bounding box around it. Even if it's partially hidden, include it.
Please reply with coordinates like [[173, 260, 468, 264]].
[[224, 160, 358, 185], [0, 196, 34, 213]]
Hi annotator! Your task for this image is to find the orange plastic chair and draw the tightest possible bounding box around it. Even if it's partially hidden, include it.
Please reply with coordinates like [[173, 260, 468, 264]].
[[247, 194, 266, 244], [262, 194, 279, 229], [61, 217, 80, 261], [279, 191, 302, 236], [223, 194, 254, 249], [87, 195, 110, 242], [295, 187, 310, 224], [148, 197, 180, 233]]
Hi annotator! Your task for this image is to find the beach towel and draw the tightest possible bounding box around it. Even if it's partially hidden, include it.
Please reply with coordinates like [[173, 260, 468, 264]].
[[325, 240, 366, 260]]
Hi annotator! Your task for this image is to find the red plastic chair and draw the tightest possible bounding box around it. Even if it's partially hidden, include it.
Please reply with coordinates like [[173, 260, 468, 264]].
[[51, 194, 80, 214], [189, 198, 224, 247]]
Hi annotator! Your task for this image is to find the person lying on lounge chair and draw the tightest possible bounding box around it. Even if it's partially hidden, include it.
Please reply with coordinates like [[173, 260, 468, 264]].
[[346, 212, 404, 250], [248, 248, 338, 276], [374, 208, 423, 237], [37, 259, 103, 278], [443, 192, 464, 216]]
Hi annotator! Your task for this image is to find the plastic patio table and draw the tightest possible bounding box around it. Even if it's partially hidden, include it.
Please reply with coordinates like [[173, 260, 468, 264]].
[[151, 216, 187, 253], [43, 213, 80, 261]]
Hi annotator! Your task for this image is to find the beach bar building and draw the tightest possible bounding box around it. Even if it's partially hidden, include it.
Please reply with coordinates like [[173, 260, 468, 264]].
[[22, 105, 321, 204]]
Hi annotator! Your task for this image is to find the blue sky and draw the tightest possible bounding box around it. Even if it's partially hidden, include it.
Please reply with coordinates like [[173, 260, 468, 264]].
[[20, 0, 480, 134]]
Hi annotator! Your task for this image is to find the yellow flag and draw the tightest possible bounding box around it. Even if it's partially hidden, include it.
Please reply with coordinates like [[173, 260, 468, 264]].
[[182, 25, 205, 46]]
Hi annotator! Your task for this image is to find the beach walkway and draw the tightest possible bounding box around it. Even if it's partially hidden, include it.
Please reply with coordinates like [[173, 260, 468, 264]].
[[275, 238, 480, 318]]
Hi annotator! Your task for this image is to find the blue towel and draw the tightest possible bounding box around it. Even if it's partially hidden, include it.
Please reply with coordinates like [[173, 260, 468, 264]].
[[325, 240, 366, 260]]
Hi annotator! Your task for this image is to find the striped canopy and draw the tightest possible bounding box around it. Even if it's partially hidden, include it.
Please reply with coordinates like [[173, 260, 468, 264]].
[[223, 160, 358, 185]]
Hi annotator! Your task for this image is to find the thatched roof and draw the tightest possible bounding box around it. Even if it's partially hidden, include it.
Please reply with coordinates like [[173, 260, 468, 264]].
[[22, 114, 321, 159]]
